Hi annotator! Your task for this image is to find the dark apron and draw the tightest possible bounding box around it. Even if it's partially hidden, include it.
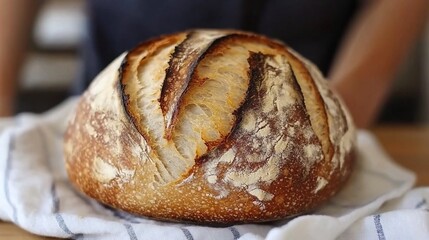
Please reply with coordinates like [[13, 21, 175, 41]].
[[74, 0, 358, 94]]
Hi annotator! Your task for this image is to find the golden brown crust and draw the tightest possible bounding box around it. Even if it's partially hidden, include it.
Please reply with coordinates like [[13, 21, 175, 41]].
[[64, 29, 356, 224]]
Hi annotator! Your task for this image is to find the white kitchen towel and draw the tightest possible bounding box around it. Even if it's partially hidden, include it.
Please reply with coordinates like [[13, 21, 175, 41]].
[[0, 98, 426, 240]]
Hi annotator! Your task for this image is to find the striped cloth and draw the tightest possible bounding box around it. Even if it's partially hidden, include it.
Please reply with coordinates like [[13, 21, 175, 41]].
[[0, 98, 427, 240]]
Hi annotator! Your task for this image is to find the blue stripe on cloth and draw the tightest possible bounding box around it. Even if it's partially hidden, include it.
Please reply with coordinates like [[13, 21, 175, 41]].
[[124, 223, 138, 240], [55, 213, 84, 239], [55, 213, 75, 235], [40, 126, 80, 238], [51, 182, 60, 212], [229, 226, 241, 240], [180, 227, 194, 240], [415, 199, 427, 209], [49, 164, 84, 238], [373, 214, 386, 240], [101, 204, 141, 224], [4, 132, 18, 223]]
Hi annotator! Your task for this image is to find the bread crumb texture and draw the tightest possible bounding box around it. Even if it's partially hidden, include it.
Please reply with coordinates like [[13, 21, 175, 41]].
[[64, 29, 356, 224]]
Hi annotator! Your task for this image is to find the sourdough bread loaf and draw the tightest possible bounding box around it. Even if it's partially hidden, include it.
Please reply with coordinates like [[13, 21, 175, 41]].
[[64, 29, 356, 224]]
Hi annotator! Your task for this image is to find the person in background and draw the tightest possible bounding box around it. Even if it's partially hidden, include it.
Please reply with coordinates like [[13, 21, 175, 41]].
[[0, 0, 428, 128], [0, 1, 41, 118]]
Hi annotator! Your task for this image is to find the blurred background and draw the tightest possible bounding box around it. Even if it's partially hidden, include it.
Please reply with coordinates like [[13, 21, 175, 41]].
[[15, 0, 429, 124]]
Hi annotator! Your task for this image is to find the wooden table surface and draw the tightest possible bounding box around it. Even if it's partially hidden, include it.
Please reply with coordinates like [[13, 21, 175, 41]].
[[1, 125, 428, 239]]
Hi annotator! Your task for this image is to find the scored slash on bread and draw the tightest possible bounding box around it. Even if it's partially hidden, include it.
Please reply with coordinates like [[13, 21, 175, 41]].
[[64, 29, 356, 224]]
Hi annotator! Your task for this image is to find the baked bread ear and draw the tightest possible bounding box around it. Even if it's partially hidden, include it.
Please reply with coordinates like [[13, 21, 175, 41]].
[[64, 29, 356, 224]]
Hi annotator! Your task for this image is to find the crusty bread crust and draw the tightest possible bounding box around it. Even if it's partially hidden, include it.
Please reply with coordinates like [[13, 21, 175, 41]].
[[64, 29, 356, 224]]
